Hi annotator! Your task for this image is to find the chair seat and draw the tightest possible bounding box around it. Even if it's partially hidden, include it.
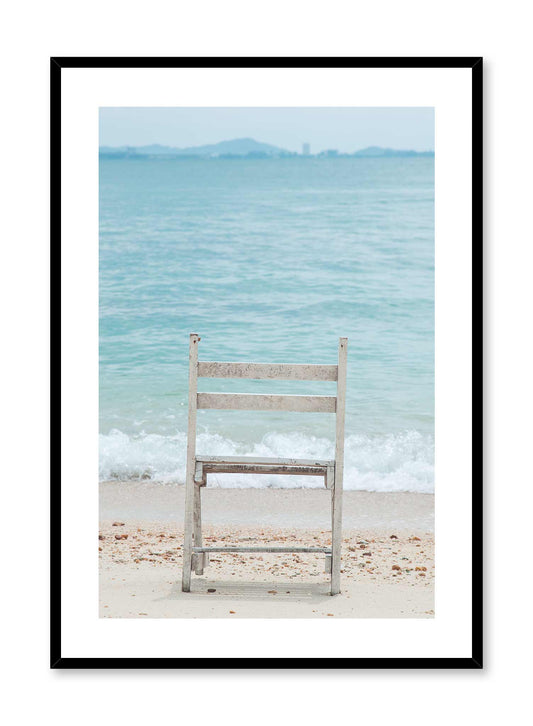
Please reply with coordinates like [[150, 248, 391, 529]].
[[194, 455, 334, 480], [196, 455, 334, 467]]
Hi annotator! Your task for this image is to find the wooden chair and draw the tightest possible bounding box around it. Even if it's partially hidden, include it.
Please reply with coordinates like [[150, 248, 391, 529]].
[[182, 334, 348, 595]]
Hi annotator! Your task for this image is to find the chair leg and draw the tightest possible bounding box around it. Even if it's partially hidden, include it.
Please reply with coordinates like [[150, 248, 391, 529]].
[[193, 484, 203, 575], [331, 479, 342, 595], [182, 471, 195, 592]]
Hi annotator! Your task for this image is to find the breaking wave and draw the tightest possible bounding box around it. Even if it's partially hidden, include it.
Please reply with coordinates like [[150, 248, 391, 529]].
[[99, 429, 434, 493]]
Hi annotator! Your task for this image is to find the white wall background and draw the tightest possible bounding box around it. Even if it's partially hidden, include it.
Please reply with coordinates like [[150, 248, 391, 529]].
[[0, 1, 526, 724]]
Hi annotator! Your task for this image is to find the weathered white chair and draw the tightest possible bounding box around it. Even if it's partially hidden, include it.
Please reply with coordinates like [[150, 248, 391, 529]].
[[182, 333, 347, 595]]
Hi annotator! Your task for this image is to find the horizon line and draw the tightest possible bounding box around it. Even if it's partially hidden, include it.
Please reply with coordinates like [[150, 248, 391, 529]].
[[99, 138, 435, 155]]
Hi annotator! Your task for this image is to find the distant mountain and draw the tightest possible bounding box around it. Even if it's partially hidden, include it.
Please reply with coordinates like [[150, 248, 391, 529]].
[[99, 140, 435, 159], [99, 138, 287, 158], [353, 146, 434, 157], [180, 137, 285, 156]]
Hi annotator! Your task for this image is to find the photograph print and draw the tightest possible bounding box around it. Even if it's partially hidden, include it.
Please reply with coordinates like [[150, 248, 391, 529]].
[[98, 105, 435, 618]]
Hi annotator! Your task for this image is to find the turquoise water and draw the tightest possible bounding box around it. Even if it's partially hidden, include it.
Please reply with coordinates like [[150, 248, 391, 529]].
[[99, 157, 434, 491]]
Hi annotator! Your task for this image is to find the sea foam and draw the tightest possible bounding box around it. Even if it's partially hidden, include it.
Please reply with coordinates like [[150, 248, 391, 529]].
[[99, 429, 434, 493]]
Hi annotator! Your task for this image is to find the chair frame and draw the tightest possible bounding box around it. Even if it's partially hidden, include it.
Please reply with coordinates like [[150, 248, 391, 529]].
[[182, 334, 348, 595]]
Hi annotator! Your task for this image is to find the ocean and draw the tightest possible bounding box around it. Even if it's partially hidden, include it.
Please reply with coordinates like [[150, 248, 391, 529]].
[[99, 156, 434, 492]]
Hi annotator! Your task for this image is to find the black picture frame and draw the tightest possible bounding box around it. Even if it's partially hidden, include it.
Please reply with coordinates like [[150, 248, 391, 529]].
[[51, 56, 483, 669]]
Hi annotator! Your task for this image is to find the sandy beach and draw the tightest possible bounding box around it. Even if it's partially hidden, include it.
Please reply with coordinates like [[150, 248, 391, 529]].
[[99, 482, 434, 618]]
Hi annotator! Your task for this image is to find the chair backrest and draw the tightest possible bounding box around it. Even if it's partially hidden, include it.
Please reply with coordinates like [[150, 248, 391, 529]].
[[186, 334, 347, 463]]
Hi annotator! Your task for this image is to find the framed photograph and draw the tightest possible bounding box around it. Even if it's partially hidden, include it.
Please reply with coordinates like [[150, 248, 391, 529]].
[[51, 56, 482, 668]]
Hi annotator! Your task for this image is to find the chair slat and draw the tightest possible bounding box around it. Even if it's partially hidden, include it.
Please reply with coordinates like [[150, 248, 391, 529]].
[[197, 392, 336, 413], [198, 361, 337, 381]]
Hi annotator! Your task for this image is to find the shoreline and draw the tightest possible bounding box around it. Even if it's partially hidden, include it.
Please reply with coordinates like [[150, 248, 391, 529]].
[[100, 481, 434, 531], [100, 483, 434, 618]]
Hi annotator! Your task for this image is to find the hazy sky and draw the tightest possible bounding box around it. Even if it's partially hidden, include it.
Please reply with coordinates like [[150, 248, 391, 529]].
[[99, 107, 434, 153]]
